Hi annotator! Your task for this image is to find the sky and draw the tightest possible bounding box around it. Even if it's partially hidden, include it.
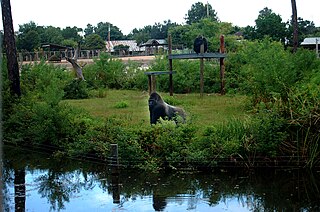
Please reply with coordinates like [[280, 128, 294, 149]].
[[2, 0, 319, 35]]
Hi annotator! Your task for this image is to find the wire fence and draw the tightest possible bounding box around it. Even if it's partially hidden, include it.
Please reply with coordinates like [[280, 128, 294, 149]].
[[4, 142, 319, 170]]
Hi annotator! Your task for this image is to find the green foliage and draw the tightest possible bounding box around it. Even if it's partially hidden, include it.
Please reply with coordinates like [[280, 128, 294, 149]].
[[83, 53, 148, 91], [122, 60, 148, 90], [83, 34, 105, 50], [255, 7, 286, 41], [63, 79, 89, 99], [169, 19, 234, 51], [277, 72, 320, 166], [195, 119, 245, 161], [226, 39, 313, 105], [83, 53, 125, 89], [114, 101, 129, 108], [249, 111, 288, 157], [185, 2, 218, 25], [19, 61, 71, 99], [95, 22, 124, 40]]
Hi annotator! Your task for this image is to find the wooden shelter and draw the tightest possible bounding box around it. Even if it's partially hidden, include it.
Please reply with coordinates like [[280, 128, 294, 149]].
[[140, 39, 167, 55]]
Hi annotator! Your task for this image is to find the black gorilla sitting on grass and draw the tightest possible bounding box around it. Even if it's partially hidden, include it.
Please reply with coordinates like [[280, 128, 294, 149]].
[[148, 92, 186, 125]]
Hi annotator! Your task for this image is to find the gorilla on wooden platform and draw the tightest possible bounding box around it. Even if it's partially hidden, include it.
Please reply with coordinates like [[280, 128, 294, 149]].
[[193, 35, 208, 54], [148, 92, 186, 125]]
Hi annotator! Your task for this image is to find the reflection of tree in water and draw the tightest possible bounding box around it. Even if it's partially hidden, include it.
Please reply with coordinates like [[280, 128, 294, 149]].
[[2, 167, 14, 211], [35, 170, 96, 211]]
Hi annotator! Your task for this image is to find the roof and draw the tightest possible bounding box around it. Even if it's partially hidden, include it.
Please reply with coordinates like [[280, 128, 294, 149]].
[[106, 40, 144, 52], [41, 43, 71, 50], [140, 39, 168, 47], [301, 37, 320, 45]]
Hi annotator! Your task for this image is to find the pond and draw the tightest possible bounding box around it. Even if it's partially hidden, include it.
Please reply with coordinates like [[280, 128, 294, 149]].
[[2, 145, 320, 211]]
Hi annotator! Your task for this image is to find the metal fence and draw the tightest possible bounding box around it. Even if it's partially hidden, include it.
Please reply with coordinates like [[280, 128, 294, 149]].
[[17, 50, 103, 62]]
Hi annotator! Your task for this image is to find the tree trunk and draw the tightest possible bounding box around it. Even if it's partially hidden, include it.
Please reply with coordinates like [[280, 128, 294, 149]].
[[291, 0, 298, 53], [1, 0, 21, 96]]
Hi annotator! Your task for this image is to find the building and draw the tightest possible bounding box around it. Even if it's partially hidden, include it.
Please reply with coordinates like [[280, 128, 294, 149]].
[[139, 39, 168, 55], [301, 37, 320, 58], [105, 40, 145, 55]]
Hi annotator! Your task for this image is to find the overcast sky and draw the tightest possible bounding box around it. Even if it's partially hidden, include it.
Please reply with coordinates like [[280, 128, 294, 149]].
[[2, 0, 319, 35]]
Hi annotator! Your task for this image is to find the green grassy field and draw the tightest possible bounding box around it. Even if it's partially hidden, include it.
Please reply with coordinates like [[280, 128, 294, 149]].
[[66, 89, 249, 128]]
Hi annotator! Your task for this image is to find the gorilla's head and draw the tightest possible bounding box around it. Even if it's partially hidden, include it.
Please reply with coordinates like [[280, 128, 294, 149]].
[[149, 92, 163, 110]]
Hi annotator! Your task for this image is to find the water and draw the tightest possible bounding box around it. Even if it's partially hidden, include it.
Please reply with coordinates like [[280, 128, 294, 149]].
[[2, 145, 320, 211]]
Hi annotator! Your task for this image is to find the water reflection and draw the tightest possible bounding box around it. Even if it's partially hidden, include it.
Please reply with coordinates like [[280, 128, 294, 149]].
[[3, 145, 320, 211]]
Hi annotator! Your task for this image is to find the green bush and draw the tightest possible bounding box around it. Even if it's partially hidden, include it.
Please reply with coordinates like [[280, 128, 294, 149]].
[[63, 79, 89, 99], [226, 39, 320, 107], [114, 101, 129, 108], [83, 53, 125, 89], [20, 61, 71, 98], [122, 60, 148, 90]]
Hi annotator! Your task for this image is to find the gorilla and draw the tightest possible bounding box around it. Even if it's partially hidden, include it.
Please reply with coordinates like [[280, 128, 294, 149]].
[[148, 92, 186, 125], [193, 35, 208, 54]]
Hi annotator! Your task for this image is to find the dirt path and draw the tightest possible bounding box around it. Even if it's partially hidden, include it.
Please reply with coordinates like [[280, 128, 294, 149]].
[[22, 55, 155, 67]]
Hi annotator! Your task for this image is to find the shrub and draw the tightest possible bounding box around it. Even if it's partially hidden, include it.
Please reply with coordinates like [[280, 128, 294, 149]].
[[63, 79, 89, 99], [19, 61, 71, 98], [114, 101, 129, 108], [83, 53, 125, 89]]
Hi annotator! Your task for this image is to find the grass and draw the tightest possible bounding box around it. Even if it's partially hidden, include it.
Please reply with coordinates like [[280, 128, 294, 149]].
[[65, 89, 248, 128]]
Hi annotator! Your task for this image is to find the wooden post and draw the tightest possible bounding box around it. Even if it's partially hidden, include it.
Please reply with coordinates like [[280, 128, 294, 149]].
[[316, 38, 319, 58], [151, 75, 156, 93], [147, 75, 152, 95], [110, 144, 119, 168], [110, 144, 120, 204], [220, 35, 226, 95], [200, 44, 205, 97], [168, 34, 174, 96]]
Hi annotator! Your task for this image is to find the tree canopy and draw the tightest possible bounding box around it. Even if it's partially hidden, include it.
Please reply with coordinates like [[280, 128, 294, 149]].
[[255, 7, 287, 41], [83, 34, 105, 50], [4, 2, 320, 53], [185, 2, 218, 25]]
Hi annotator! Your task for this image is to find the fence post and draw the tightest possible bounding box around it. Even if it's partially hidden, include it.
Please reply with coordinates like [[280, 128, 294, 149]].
[[168, 34, 174, 96], [110, 144, 119, 167], [200, 44, 205, 97], [220, 35, 226, 95], [110, 144, 120, 204]]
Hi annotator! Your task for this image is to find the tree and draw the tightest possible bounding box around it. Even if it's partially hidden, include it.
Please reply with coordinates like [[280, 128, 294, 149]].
[[16, 22, 44, 51], [95, 22, 124, 40], [1, 0, 21, 96], [84, 34, 105, 50], [127, 20, 179, 44], [84, 24, 95, 37], [42, 26, 64, 44], [17, 30, 40, 51], [287, 17, 316, 43], [291, 0, 298, 52], [243, 25, 257, 40], [255, 7, 287, 41], [61, 26, 82, 42], [185, 2, 218, 25]]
